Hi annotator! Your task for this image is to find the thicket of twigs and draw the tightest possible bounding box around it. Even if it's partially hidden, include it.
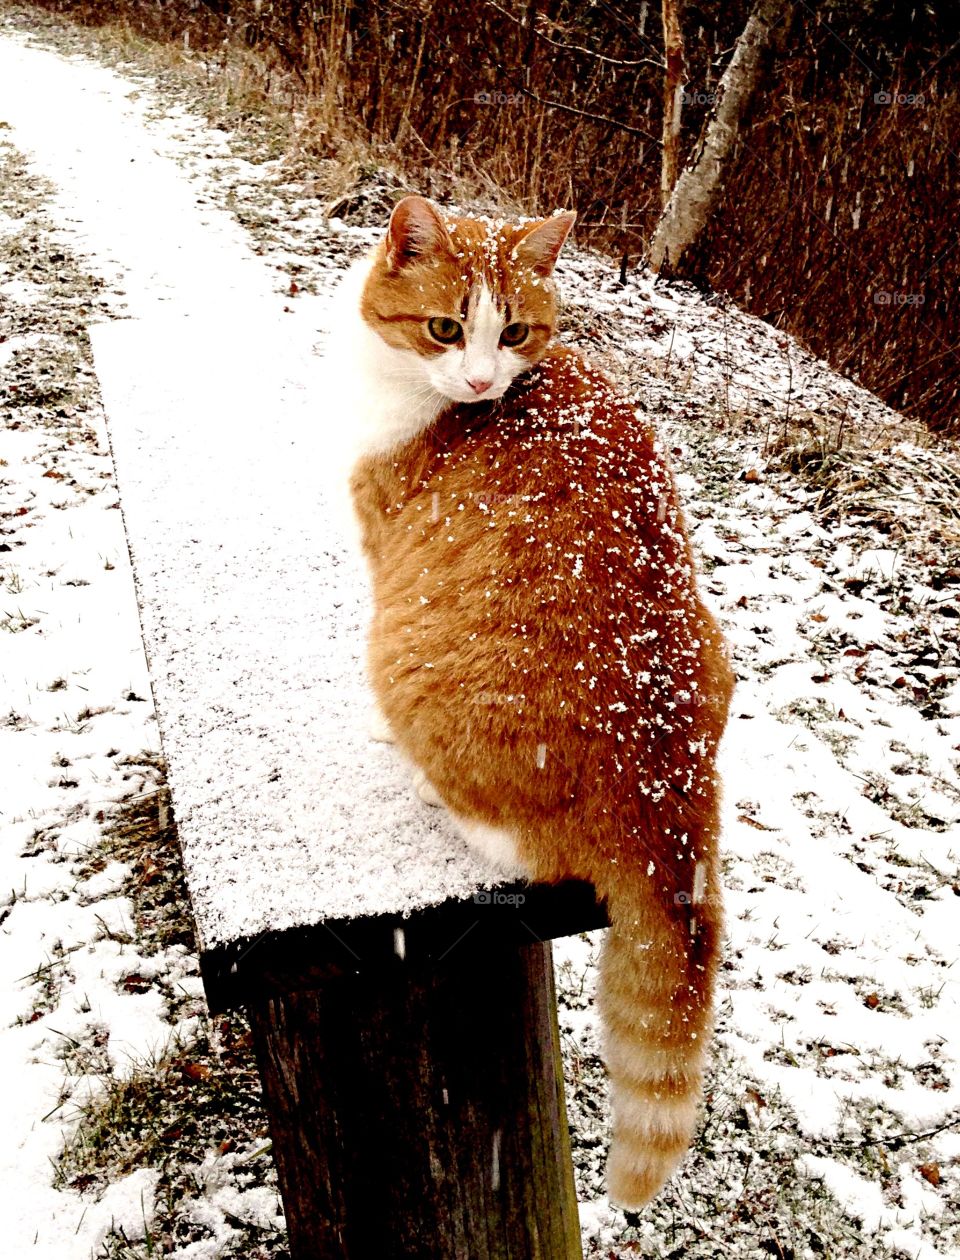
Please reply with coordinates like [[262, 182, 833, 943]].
[[28, 0, 960, 433]]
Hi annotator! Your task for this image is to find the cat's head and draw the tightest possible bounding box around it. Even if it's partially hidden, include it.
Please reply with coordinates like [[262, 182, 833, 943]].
[[361, 196, 576, 405]]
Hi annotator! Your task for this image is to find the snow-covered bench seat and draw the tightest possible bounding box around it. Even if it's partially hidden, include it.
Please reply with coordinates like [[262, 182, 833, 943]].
[[92, 314, 605, 1259]]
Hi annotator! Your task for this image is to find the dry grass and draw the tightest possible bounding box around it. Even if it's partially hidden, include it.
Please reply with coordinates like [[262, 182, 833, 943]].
[[60, 767, 286, 1257], [780, 440, 960, 545], [78, 759, 195, 955], [694, 66, 960, 437], [55, 1013, 282, 1259]]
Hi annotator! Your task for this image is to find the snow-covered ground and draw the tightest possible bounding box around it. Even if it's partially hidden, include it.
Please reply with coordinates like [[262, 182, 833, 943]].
[[1, 9, 958, 1259]]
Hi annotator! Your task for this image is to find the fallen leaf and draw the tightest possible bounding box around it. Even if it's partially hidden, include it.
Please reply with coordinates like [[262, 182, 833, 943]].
[[919, 1162, 940, 1187], [738, 813, 775, 831], [140, 856, 161, 885], [180, 1061, 212, 1082]]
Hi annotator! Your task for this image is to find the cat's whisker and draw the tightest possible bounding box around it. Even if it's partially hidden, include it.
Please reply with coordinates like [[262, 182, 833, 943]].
[[382, 377, 443, 408]]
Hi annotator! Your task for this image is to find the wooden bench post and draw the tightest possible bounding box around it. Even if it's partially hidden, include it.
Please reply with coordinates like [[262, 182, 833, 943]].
[[247, 937, 581, 1259]]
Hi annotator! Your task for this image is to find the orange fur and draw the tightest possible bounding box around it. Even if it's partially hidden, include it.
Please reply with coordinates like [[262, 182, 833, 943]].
[[350, 200, 734, 1208]]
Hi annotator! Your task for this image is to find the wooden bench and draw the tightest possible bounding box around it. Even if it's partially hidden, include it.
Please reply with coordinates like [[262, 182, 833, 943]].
[[92, 313, 608, 1259]]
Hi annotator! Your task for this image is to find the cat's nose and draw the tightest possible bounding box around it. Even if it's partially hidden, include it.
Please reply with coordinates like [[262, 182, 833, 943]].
[[467, 378, 494, 395]]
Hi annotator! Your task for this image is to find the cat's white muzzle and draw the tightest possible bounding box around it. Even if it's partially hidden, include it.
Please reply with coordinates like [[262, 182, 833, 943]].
[[442, 383, 508, 405]]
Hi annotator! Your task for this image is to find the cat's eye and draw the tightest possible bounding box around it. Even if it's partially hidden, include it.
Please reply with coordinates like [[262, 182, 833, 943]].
[[427, 316, 463, 344], [500, 322, 530, 347]]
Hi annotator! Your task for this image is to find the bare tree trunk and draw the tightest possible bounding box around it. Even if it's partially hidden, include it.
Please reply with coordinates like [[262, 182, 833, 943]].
[[648, 0, 790, 273], [660, 0, 685, 207]]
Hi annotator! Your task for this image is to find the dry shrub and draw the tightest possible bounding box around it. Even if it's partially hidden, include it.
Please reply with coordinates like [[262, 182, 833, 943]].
[[695, 54, 960, 435]]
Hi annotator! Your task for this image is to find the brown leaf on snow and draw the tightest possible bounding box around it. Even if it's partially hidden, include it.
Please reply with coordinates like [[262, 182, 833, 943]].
[[738, 813, 775, 831], [864, 992, 880, 1009], [43, 468, 65, 480], [140, 855, 162, 885], [919, 1162, 940, 1187], [180, 1060, 212, 1082]]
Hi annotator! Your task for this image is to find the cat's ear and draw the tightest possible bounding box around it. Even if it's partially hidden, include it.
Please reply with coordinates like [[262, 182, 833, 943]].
[[385, 196, 453, 271], [513, 211, 577, 276]]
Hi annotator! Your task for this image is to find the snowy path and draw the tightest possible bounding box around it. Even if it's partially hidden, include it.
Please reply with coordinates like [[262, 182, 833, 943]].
[[1, 18, 959, 1260], [0, 35, 282, 318]]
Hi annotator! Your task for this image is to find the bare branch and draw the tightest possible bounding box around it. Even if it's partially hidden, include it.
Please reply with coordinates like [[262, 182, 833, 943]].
[[486, 0, 663, 70], [826, 1112, 960, 1152], [507, 78, 662, 143]]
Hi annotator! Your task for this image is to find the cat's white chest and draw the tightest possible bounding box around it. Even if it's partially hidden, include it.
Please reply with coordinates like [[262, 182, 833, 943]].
[[320, 257, 444, 472]]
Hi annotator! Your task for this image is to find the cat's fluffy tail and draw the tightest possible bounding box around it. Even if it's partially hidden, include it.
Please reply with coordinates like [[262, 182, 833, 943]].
[[597, 871, 721, 1208]]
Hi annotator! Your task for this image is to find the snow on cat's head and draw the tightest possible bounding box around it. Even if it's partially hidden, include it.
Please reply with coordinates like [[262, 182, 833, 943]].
[[361, 196, 576, 405]]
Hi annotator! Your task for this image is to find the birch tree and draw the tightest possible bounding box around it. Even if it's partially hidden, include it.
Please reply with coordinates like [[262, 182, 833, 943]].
[[649, 0, 792, 273]]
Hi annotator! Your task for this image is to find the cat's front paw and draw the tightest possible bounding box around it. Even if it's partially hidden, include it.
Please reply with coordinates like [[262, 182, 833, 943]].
[[369, 706, 395, 743], [412, 767, 444, 808]]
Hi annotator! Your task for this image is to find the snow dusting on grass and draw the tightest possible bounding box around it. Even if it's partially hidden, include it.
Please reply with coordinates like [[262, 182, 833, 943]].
[[1, 7, 958, 1258]]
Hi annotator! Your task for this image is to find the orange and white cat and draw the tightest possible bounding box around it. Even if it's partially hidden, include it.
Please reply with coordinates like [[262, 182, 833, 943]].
[[333, 196, 733, 1208]]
